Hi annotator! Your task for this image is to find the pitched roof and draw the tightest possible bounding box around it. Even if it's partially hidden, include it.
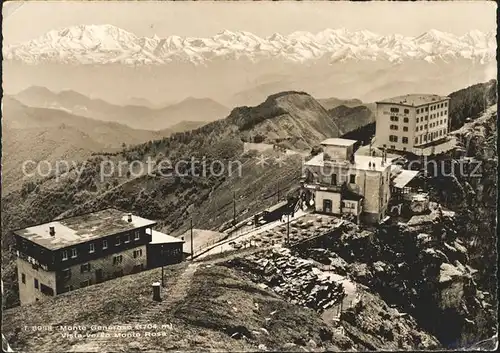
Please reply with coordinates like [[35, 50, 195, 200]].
[[392, 170, 420, 189]]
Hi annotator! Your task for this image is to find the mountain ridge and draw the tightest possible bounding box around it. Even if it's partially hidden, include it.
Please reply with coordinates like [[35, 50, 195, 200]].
[[4, 24, 495, 66], [11, 86, 229, 130]]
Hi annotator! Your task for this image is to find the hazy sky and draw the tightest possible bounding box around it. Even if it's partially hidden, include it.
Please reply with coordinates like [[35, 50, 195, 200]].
[[3, 1, 497, 44]]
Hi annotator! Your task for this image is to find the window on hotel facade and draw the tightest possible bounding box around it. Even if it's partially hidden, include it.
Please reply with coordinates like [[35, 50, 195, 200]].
[[415, 137, 418, 144], [103, 240, 108, 250], [62, 250, 68, 261], [390, 125, 398, 130], [404, 109, 409, 114], [390, 107, 399, 113], [80, 263, 91, 273], [349, 175, 356, 184], [389, 135, 398, 142], [403, 127, 408, 132], [89, 243, 95, 253], [34, 278, 39, 289], [331, 174, 337, 185], [416, 109, 420, 114], [390, 145, 395, 149], [134, 230, 140, 240], [125, 234, 131, 243], [403, 117, 409, 123], [416, 117, 419, 123], [71, 248, 77, 258], [444, 110, 447, 115], [115, 236, 121, 246], [444, 102, 448, 107], [402, 137, 409, 144], [390, 116, 399, 122], [21, 273, 26, 284], [424, 124, 428, 129]]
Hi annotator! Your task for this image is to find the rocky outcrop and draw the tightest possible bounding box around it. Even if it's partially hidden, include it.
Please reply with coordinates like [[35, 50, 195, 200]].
[[227, 248, 345, 312], [227, 246, 440, 350]]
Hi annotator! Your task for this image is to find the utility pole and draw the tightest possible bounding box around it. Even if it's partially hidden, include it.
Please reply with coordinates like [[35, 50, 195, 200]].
[[286, 212, 290, 244], [161, 248, 165, 287], [233, 192, 236, 225], [190, 219, 194, 261]]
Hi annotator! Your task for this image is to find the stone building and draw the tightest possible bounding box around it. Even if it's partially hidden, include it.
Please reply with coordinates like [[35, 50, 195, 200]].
[[12, 208, 183, 305], [302, 138, 391, 224]]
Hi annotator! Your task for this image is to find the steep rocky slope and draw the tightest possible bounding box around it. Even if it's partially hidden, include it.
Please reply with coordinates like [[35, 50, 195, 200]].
[[448, 79, 497, 130], [229, 91, 342, 149]]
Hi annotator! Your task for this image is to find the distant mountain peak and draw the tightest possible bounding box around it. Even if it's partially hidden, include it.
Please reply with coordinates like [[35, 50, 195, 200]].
[[4, 25, 495, 66]]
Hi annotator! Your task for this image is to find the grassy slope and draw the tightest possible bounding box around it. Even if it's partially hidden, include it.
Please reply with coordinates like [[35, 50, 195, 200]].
[[2, 264, 347, 352]]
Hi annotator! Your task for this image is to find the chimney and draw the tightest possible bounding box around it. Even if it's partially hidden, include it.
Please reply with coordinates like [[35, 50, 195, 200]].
[[127, 214, 133, 223], [49, 226, 55, 236]]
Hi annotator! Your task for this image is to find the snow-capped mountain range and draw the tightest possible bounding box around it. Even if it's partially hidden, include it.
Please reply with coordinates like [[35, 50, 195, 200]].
[[3, 24, 496, 66]]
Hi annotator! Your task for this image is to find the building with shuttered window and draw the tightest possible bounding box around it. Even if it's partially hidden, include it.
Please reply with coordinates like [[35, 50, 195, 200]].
[[374, 94, 450, 153], [12, 208, 183, 305]]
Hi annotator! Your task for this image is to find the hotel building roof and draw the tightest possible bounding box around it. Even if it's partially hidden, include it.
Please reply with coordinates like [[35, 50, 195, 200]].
[[376, 94, 450, 107], [13, 208, 157, 250]]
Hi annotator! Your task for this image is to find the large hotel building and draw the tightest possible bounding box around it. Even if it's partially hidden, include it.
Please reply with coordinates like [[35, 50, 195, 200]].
[[374, 94, 451, 153]]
